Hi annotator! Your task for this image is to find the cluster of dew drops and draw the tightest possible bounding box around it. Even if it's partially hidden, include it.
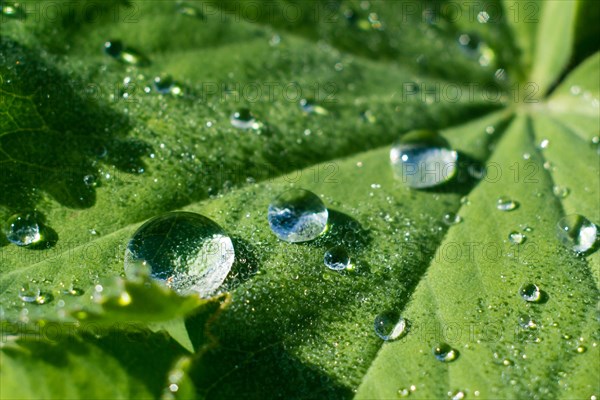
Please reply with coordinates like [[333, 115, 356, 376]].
[[2, 1, 599, 394]]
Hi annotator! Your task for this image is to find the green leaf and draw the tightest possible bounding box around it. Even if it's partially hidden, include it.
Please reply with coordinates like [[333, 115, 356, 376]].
[[0, 1, 599, 399]]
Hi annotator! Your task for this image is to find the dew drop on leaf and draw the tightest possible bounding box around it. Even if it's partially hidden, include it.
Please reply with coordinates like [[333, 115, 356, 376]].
[[496, 196, 519, 211], [267, 189, 328, 243], [390, 130, 458, 189], [4, 213, 43, 246], [443, 212, 462, 226], [1, 1, 24, 19], [433, 342, 458, 362], [324, 246, 350, 271], [508, 231, 526, 245], [124, 212, 235, 297], [556, 214, 598, 253], [153, 75, 182, 96], [103, 40, 150, 66], [374, 312, 406, 341], [519, 283, 542, 303], [230, 108, 260, 130], [552, 185, 570, 198], [18, 283, 40, 303]]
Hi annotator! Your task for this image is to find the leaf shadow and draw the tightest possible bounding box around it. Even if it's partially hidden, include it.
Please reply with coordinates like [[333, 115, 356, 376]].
[[0, 39, 151, 242]]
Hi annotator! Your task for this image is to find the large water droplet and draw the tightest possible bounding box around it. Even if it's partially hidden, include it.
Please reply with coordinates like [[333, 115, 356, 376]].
[[497, 196, 519, 211], [4, 213, 43, 246], [374, 312, 407, 341], [267, 189, 328, 243], [18, 283, 40, 303], [124, 212, 235, 296], [230, 108, 260, 130], [433, 342, 458, 362], [390, 130, 458, 188], [557, 214, 598, 253], [324, 246, 350, 270], [519, 283, 541, 302]]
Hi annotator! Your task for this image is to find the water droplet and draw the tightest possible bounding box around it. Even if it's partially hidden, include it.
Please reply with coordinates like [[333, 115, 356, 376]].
[[518, 314, 537, 329], [176, 2, 205, 19], [449, 391, 466, 400], [508, 231, 526, 245], [397, 388, 411, 397], [299, 98, 328, 115], [576, 345, 587, 353], [557, 214, 598, 253], [230, 108, 260, 130], [519, 283, 541, 302], [553, 186, 570, 198], [390, 130, 458, 188], [4, 213, 43, 246], [443, 212, 462, 226], [267, 189, 328, 243], [324, 246, 350, 271], [18, 283, 40, 303], [374, 312, 407, 341], [83, 174, 97, 187], [153, 75, 182, 96], [35, 293, 53, 305], [124, 212, 235, 296], [497, 196, 519, 211], [103, 40, 150, 66], [433, 343, 458, 362], [1, 1, 25, 19], [539, 139, 550, 149]]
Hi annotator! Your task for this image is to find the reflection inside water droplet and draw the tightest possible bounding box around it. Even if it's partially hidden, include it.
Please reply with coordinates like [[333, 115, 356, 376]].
[[497, 196, 519, 211], [230, 108, 260, 130]]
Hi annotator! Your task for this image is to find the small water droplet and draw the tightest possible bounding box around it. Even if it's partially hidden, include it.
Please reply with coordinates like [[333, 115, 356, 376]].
[[176, 2, 205, 19], [519, 283, 542, 302], [124, 212, 235, 296], [497, 196, 519, 211], [539, 139, 550, 149], [390, 130, 458, 188], [267, 189, 328, 243], [299, 98, 328, 115], [443, 212, 462, 226], [83, 174, 97, 187], [397, 388, 411, 397], [230, 108, 260, 130], [153, 75, 182, 96], [518, 314, 537, 329], [1, 1, 24, 19], [35, 292, 53, 305], [557, 214, 598, 253], [449, 391, 466, 400], [4, 213, 43, 246], [433, 342, 458, 362], [508, 231, 526, 245], [103, 40, 150, 66], [18, 283, 40, 303], [324, 246, 350, 270], [374, 312, 407, 341], [576, 345, 587, 353], [552, 186, 570, 198]]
